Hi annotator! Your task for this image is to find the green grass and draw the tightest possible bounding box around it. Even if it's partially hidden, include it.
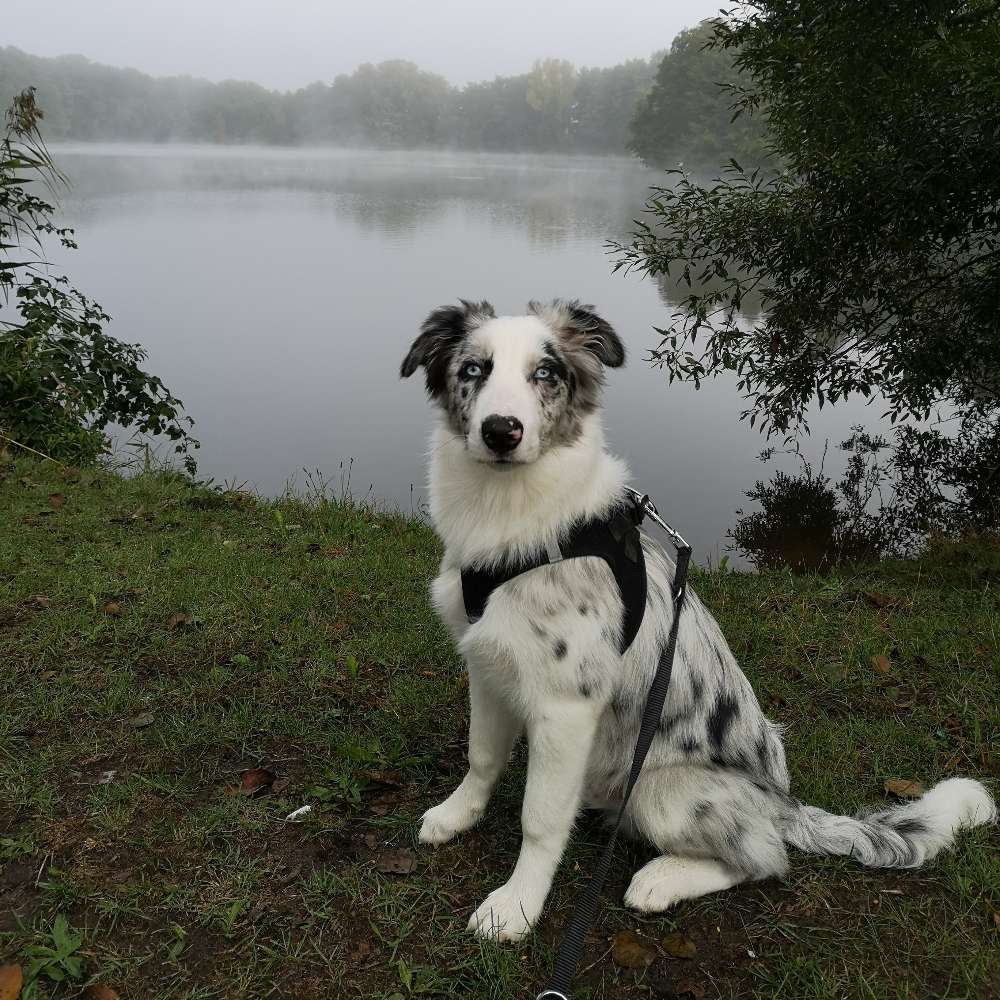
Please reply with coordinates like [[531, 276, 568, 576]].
[[0, 456, 997, 999]]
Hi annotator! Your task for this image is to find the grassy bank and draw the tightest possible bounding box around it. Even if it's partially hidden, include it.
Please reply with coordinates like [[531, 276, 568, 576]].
[[0, 458, 997, 999]]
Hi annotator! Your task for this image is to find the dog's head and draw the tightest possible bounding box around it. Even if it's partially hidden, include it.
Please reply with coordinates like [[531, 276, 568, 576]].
[[401, 299, 625, 465]]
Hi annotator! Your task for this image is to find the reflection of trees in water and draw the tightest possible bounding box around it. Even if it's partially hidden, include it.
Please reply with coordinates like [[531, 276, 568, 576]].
[[57, 147, 659, 247]]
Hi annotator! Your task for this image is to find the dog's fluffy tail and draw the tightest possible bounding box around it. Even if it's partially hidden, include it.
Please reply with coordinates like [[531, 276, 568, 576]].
[[782, 778, 996, 868]]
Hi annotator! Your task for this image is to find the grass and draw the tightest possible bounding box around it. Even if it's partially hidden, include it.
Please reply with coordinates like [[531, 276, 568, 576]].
[[0, 456, 997, 999]]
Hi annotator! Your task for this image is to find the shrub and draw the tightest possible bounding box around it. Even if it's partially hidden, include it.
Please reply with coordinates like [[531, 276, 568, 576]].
[[0, 88, 197, 470]]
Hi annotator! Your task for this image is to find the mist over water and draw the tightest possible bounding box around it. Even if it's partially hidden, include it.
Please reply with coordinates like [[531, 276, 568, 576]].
[[52, 144, 877, 562]]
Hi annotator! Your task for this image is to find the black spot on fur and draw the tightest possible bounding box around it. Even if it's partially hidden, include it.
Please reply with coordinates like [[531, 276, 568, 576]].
[[578, 604, 589, 616], [681, 737, 701, 755], [707, 692, 741, 750], [554, 639, 568, 659], [693, 801, 713, 821], [579, 682, 592, 698], [656, 714, 679, 739], [891, 817, 928, 837], [691, 676, 704, 704], [610, 693, 628, 720]]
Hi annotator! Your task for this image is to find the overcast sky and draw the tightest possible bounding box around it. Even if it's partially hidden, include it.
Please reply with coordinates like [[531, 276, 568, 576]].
[[8, 0, 721, 90]]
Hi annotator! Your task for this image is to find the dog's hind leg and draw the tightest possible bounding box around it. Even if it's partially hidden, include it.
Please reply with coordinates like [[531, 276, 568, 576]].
[[625, 856, 744, 911], [622, 763, 791, 912], [419, 669, 520, 846]]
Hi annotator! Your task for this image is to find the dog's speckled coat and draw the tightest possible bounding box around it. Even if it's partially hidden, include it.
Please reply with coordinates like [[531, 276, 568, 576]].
[[402, 300, 997, 941]]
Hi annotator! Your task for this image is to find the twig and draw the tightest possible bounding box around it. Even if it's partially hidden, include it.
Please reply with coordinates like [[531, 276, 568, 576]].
[[0, 432, 69, 468]]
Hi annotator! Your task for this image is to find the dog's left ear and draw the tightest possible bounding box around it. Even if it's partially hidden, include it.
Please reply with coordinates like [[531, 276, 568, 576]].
[[529, 299, 625, 368], [401, 300, 495, 392]]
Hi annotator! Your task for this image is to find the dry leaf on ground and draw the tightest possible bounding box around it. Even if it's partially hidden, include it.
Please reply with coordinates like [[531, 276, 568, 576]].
[[885, 778, 925, 798], [610, 930, 657, 969], [374, 848, 417, 875], [348, 939, 372, 962], [241, 768, 276, 796], [662, 931, 697, 959], [167, 612, 190, 629], [48, 492, 65, 509], [675, 983, 706, 1000], [82, 986, 121, 1000], [864, 590, 898, 609], [127, 711, 155, 728], [871, 654, 892, 675], [0, 965, 23, 1000], [103, 601, 124, 617]]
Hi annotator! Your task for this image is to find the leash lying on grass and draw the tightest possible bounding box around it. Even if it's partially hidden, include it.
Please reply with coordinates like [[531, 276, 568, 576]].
[[538, 489, 692, 1000]]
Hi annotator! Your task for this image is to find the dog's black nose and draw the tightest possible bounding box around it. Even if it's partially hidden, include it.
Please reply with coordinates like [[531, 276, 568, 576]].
[[481, 414, 523, 454]]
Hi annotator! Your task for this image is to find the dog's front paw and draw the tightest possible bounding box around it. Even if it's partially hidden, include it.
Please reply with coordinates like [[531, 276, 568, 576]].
[[418, 795, 483, 846], [467, 884, 537, 942]]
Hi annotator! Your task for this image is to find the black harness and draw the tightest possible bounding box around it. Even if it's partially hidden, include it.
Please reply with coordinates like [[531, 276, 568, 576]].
[[460, 495, 648, 654]]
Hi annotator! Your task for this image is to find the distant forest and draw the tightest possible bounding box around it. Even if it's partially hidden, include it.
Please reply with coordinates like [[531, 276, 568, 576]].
[[0, 22, 766, 167]]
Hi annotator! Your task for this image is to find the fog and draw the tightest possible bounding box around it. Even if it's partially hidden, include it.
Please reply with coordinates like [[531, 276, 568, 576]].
[[9, 0, 719, 89]]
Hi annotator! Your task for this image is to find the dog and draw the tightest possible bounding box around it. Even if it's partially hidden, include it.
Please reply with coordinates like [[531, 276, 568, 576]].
[[400, 298, 997, 941]]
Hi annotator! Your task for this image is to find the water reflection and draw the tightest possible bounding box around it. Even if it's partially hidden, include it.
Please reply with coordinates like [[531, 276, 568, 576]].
[[51, 145, 877, 562]]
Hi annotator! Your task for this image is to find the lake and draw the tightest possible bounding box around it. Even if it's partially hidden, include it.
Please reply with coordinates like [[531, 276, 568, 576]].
[[51, 145, 875, 563]]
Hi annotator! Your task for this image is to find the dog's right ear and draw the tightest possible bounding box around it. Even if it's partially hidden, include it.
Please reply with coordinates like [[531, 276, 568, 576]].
[[401, 300, 495, 392]]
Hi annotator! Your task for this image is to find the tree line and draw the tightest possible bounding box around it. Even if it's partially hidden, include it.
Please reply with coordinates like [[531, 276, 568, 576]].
[[0, 22, 764, 165]]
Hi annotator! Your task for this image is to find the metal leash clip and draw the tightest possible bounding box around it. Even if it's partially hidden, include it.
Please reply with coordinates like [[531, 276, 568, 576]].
[[625, 486, 691, 555]]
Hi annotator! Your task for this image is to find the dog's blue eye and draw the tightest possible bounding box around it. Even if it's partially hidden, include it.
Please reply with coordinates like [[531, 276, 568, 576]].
[[461, 362, 483, 378], [534, 365, 553, 380]]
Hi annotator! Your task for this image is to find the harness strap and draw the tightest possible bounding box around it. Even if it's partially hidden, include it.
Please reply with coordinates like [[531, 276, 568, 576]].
[[460, 498, 647, 655]]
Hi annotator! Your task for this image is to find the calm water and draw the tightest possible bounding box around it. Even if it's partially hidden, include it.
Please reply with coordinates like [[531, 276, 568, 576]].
[[51, 145, 875, 562]]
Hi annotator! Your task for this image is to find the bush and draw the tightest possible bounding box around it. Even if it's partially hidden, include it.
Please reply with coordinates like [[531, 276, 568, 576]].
[[0, 88, 197, 470]]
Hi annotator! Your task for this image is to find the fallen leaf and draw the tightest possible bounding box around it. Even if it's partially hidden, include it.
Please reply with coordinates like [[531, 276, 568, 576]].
[[29, 594, 51, 609], [348, 939, 372, 962], [363, 769, 405, 788], [285, 805, 312, 822], [128, 711, 155, 729], [871, 653, 891, 675], [0, 965, 22, 1000], [241, 768, 276, 796], [611, 930, 657, 969], [885, 778, 925, 799], [675, 982, 706, 1000], [374, 848, 417, 875], [991, 906, 1000, 930], [167, 612, 190, 629], [48, 492, 65, 509], [662, 931, 697, 959], [864, 590, 898, 609], [103, 601, 124, 617], [82, 986, 120, 1000]]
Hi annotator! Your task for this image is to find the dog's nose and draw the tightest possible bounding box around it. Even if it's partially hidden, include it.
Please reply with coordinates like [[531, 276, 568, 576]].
[[481, 414, 523, 454]]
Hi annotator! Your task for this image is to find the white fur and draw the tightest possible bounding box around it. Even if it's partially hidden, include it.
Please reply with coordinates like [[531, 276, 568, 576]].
[[409, 308, 997, 942]]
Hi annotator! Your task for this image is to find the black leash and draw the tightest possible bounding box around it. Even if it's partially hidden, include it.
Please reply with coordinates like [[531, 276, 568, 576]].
[[537, 488, 691, 1000]]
